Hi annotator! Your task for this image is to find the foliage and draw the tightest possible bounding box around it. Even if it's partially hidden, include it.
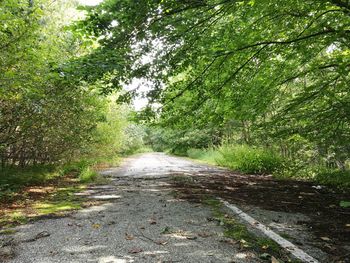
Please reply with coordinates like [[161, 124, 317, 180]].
[[340, 200, 350, 208], [187, 148, 221, 165], [121, 124, 147, 155], [0, 0, 102, 166], [216, 144, 283, 174], [313, 169, 350, 188], [146, 127, 221, 155], [0, 165, 59, 199], [0, 0, 148, 170], [76, 0, 350, 184], [78, 167, 98, 183]]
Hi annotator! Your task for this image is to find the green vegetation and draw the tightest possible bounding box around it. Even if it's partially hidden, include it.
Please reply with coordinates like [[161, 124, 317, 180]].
[[202, 197, 284, 258], [187, 148, 221, 165], [184, 144, 350, 187], [0, 183, 86, 228], [72, 0, 349, 187], [0, 166, 58, 195], [1, 0, 350, 232], [216, 144, 283, 174], [0, 1, 150, 212]]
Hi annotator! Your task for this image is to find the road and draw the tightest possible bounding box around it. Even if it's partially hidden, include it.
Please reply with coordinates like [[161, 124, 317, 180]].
[[0, 153, 260, 263]]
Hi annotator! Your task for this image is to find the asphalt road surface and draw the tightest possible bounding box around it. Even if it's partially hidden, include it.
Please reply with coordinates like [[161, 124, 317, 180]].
[[0, 153, 261, 263]]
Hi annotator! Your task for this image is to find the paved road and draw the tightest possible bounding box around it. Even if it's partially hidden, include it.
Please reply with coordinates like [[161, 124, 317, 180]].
[[1, 153, 260, 263], [101, 152, 226, 178]]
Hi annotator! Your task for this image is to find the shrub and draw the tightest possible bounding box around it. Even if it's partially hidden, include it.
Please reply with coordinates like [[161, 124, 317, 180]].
[[187, 148, 221, 165], [314, 169, 350, 188], [79, 167, 98, 183], [216, 144, 282, 174]]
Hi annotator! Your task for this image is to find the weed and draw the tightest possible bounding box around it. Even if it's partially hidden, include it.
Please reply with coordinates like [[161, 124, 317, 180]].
[[79, 167, 98, 183], [187, 148, 221, 165], [217, 144, 283, 174], [0, 229, 17, 235], [202, 197, 283, 258]]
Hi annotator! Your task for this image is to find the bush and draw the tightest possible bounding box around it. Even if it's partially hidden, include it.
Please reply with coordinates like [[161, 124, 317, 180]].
[[314, 169, 350, 188], [0, 165, 58, 190], [78, 167, 98, 183], [187, 148, 221, 165], [216, 144, 283, 174]]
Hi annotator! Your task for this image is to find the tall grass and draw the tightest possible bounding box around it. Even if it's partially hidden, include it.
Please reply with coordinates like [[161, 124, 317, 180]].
[[187, 144, 282, 174], [0, 165, 58, 189], [187, 148, 222, 165], [216, 144, 283, 174], [186, 144, 350, 188], [0, 158, 109, 200]]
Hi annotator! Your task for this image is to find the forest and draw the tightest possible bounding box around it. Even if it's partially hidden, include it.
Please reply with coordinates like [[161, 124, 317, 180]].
[[0, 0, 349, 210], [0, 1, 349, 262], [76, 0, 350, 187]]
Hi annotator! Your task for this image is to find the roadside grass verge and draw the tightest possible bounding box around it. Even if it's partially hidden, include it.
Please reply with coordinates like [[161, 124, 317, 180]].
[[216, 144, 283, 174], [169, 175, 286, 260], [0, 177, 89, 229], [185, 144, 350, 189], [187, 148, 221, 165], [314, 170, 350, 188], [202, 197, 299, 262], [0, 156, 119, 229], [187, 144, 282, 174]]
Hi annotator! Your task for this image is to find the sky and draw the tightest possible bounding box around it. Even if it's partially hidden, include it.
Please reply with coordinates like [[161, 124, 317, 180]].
[[78, 0, 104, 6]]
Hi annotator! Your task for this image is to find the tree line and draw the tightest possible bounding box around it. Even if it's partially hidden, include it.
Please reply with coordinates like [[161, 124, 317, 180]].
[[0, 0, 143, 168], [75, 0, 349, 183]]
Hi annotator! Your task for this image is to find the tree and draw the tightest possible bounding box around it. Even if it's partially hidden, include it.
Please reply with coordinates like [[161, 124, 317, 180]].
[[77, 0, 350, 167]]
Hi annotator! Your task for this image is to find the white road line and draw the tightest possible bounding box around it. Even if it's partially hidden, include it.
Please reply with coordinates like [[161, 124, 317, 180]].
[[219, 198, 320, 263]]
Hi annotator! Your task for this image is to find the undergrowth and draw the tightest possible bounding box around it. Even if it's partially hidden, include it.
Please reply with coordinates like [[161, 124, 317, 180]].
[[186, 144, 350, 188], [202, 197, 296, 262], [187, 148, 221, 165], [187, 144, 282, 174], [216, 144, 282, 174], [0, 155, 121, 228]]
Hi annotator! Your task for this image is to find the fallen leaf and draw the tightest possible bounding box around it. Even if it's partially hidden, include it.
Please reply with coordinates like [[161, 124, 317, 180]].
[[34, 231, 50, 239], [259, 253, 271, 260], [240, 239, 247, 244], [125, 233, 134, 240], [149, 218, 157, 225], [155, 240, 168, 245], [320, 236, 331, 241], [262, 245, 269, 249], [161, 226, 171, 234], [92, 223, 101, 229], [198, 232, 211, 238], [128, 248, 143, 254]]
